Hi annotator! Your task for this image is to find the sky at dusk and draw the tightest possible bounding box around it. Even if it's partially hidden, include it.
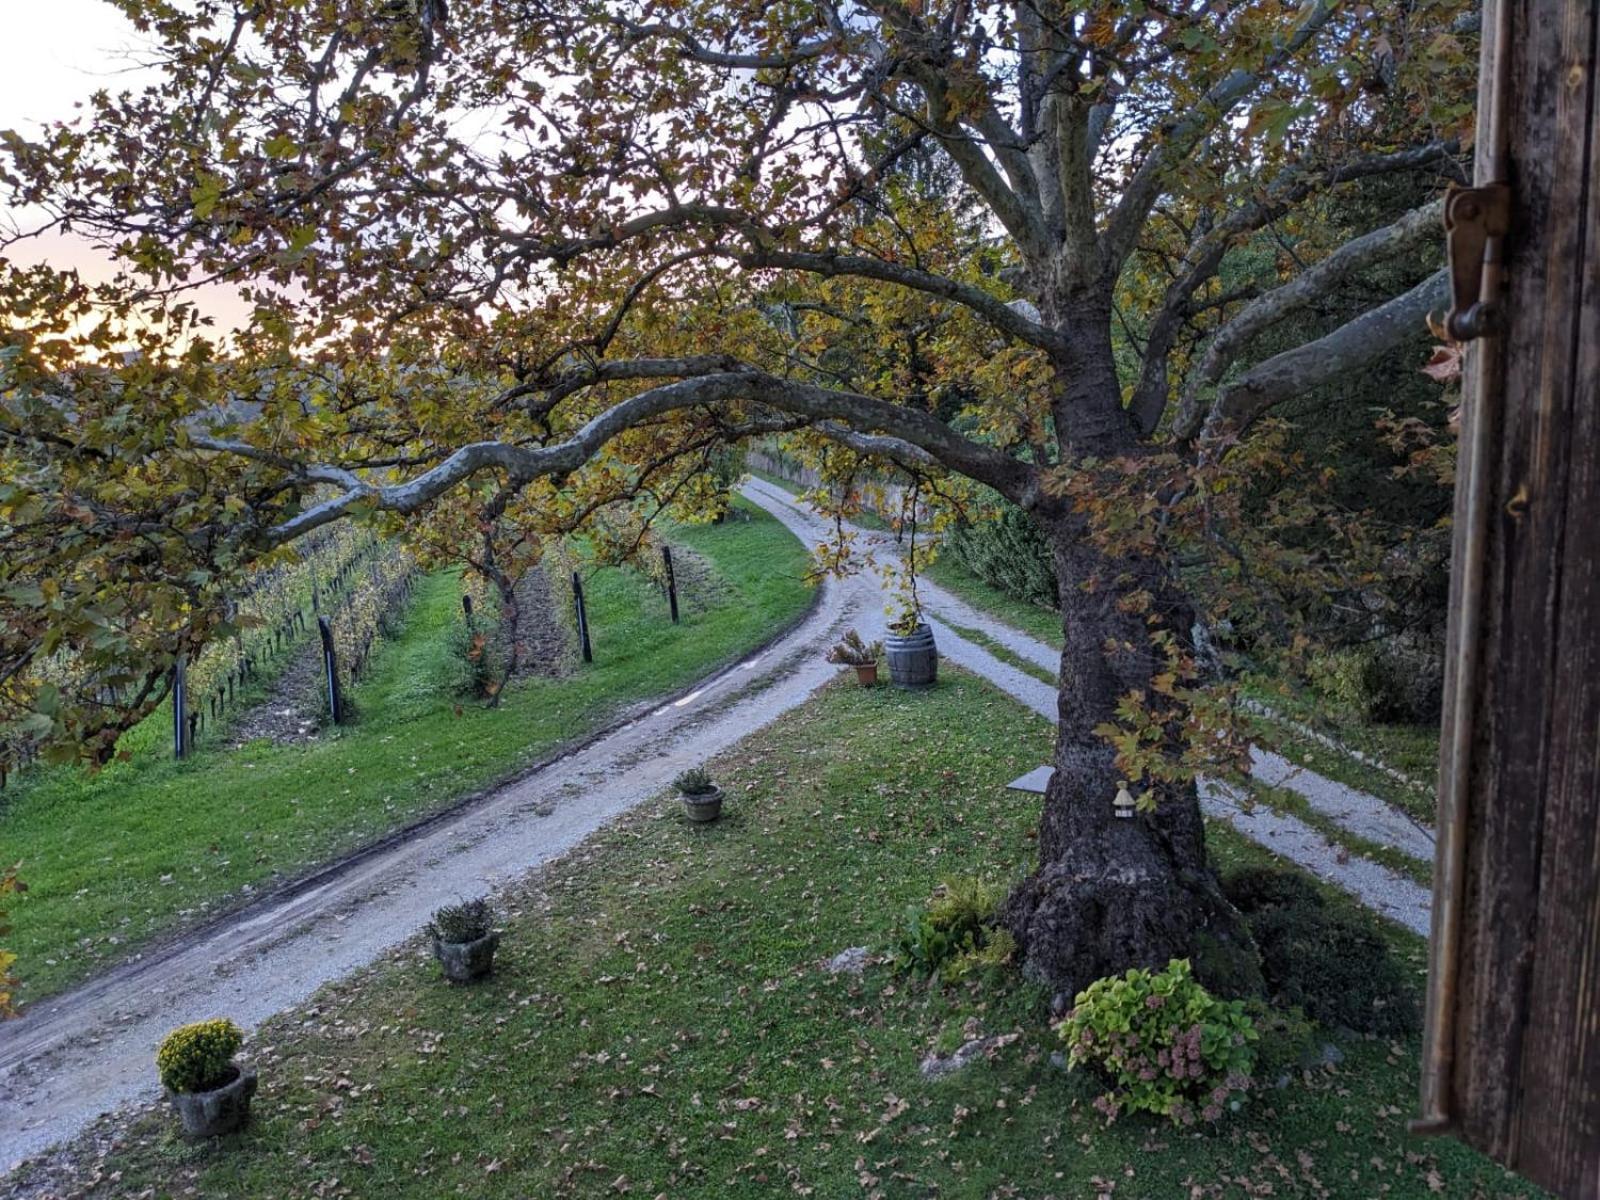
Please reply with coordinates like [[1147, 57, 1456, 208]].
[[1, 1, 253, 331]]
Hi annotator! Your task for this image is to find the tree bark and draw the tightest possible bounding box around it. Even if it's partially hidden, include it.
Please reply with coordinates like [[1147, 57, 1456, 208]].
[[1003, 527, 1261, 1004], [1003, 330, 1260, 1003]]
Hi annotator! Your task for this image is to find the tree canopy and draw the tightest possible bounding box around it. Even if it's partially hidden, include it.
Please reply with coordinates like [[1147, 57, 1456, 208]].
[[1, 0, 1473, 786]]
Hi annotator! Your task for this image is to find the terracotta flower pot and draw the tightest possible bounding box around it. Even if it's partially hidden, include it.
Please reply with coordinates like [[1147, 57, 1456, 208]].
[[854, 662, 879, 686], [166, 1064, 257, 1139]]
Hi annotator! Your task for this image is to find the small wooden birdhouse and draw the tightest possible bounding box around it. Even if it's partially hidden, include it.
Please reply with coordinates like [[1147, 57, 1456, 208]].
[[1113, 781, 1136, 819]]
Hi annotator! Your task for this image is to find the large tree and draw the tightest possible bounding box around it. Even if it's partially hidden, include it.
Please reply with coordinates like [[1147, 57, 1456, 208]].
[[0, 0, 1474, 998]]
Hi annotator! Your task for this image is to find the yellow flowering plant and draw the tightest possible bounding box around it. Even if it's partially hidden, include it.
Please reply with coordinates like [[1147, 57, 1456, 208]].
[[156, 1019, 243, 1094]]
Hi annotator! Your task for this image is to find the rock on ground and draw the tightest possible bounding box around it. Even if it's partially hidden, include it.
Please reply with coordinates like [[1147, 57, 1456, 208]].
[[919, 1033, 1020, 1081], [823, 946, 872, 975]]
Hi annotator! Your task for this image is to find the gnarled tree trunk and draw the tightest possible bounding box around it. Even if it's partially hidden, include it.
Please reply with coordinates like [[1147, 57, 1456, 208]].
[[1003, 308, 1259, 1005], [1002, 530, 1260, 1004]]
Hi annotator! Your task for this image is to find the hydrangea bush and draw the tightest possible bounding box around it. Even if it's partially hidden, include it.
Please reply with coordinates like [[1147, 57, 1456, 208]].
[[1060, 958, 1257, 1126]]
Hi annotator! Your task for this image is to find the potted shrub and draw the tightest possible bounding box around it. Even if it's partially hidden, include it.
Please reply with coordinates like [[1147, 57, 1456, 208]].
[[429, 898, 500, 983], [673, 766, 723, 823], [156, 1018, 257, 1139], [827, 628, 884, 686]]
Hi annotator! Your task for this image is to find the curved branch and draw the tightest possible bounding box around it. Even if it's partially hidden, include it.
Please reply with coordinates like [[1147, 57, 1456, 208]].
[[614, 21, 833, 69], [739, 247, 1070, 358], [1172, 198, 1444, 436], [1197, 268, 1448, 443], [1126, 143, 1460, 434], [813, 421, 939, 469], [197, 371, 1037, 544]]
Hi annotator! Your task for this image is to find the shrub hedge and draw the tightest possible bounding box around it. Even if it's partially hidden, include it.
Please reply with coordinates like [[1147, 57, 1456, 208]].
[[943, 501, 1058, 611]]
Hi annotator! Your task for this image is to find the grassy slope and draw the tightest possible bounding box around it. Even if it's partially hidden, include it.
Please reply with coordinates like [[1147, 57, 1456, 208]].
[[3, 501, 812, 1002], [923, 555, 1065, 648], [922, 548, 1443, 830], [23, 673, 1534, 1200], [1240, 676, 1441, 826]]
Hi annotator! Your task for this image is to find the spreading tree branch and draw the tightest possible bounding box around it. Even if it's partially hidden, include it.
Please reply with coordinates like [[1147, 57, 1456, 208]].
[[1099, 0, 1340, 279], [197, 370, 1037, 544], [1196, 268, 1448, 443], [1172, 198, 1445, 435]]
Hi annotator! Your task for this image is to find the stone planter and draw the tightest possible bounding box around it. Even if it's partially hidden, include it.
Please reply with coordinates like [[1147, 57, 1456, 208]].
[[433, 931, 500, 983], [854, 662, 879, 686], [166, 1064, 257, 1139], [680, 786, 724, 823]]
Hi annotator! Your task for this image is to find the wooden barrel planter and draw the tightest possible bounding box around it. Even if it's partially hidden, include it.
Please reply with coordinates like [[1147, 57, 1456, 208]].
[[884, 624, 938, 689]]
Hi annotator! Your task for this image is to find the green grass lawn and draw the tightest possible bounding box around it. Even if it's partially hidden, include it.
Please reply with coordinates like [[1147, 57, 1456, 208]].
[[2, 501, 812, 1002], [939, 617, 1058, 685], [749, 470, 1440, 833], [923, 555, 1065, 648], [17, 672, 1534, 1199], [918, 547, 1442, 826]]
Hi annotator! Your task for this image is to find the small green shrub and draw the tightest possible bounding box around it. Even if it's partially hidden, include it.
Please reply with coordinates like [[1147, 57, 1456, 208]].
[[1251, 905, 1418, 1035], [1060, 958, 1257, 1126], [446, 619, 504, 700], [1221, 865, 1328, 916], [943, 500, 1058, 611], [896, 876, 1006, 983], [428, 898, 496, 944], [707, 446, 746, 520], [1305, 640, 1442, 725], [1242, 999, 1319, 1081], [942, 927, 1018, 983], [1222, 866, 1419, 1035], [672, 767, 716, 796], [156, 1018, 243, 1094], [1304, 646, 1372, 715]]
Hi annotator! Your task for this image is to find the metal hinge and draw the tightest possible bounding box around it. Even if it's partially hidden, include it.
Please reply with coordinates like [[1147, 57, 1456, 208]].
[[1443, 182, 1512, 341]]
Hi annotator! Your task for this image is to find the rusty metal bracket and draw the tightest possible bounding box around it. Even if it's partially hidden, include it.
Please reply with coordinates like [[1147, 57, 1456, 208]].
[[1444, 182, 1512, 341]]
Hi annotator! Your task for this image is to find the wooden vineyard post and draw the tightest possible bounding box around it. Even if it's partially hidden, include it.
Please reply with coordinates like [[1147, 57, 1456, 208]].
[[462, 593, 475, 626], [662, 545, 680, 624], [1417, 3, 1600, 1196], [571, 572, 593, 663], [171, 656, 190, 760], [317, 615, 344, 725]]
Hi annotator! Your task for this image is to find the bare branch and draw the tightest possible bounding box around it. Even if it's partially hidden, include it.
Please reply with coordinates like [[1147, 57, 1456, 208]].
[[1197, 268, 1448, 443], [1172, 198, 1444, 436], [886, 57, 1051, 263], [1099, 0, 1339, 278]]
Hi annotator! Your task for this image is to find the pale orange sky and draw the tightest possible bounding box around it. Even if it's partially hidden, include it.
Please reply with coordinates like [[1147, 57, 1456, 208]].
[[2, 0, 253, 333]]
